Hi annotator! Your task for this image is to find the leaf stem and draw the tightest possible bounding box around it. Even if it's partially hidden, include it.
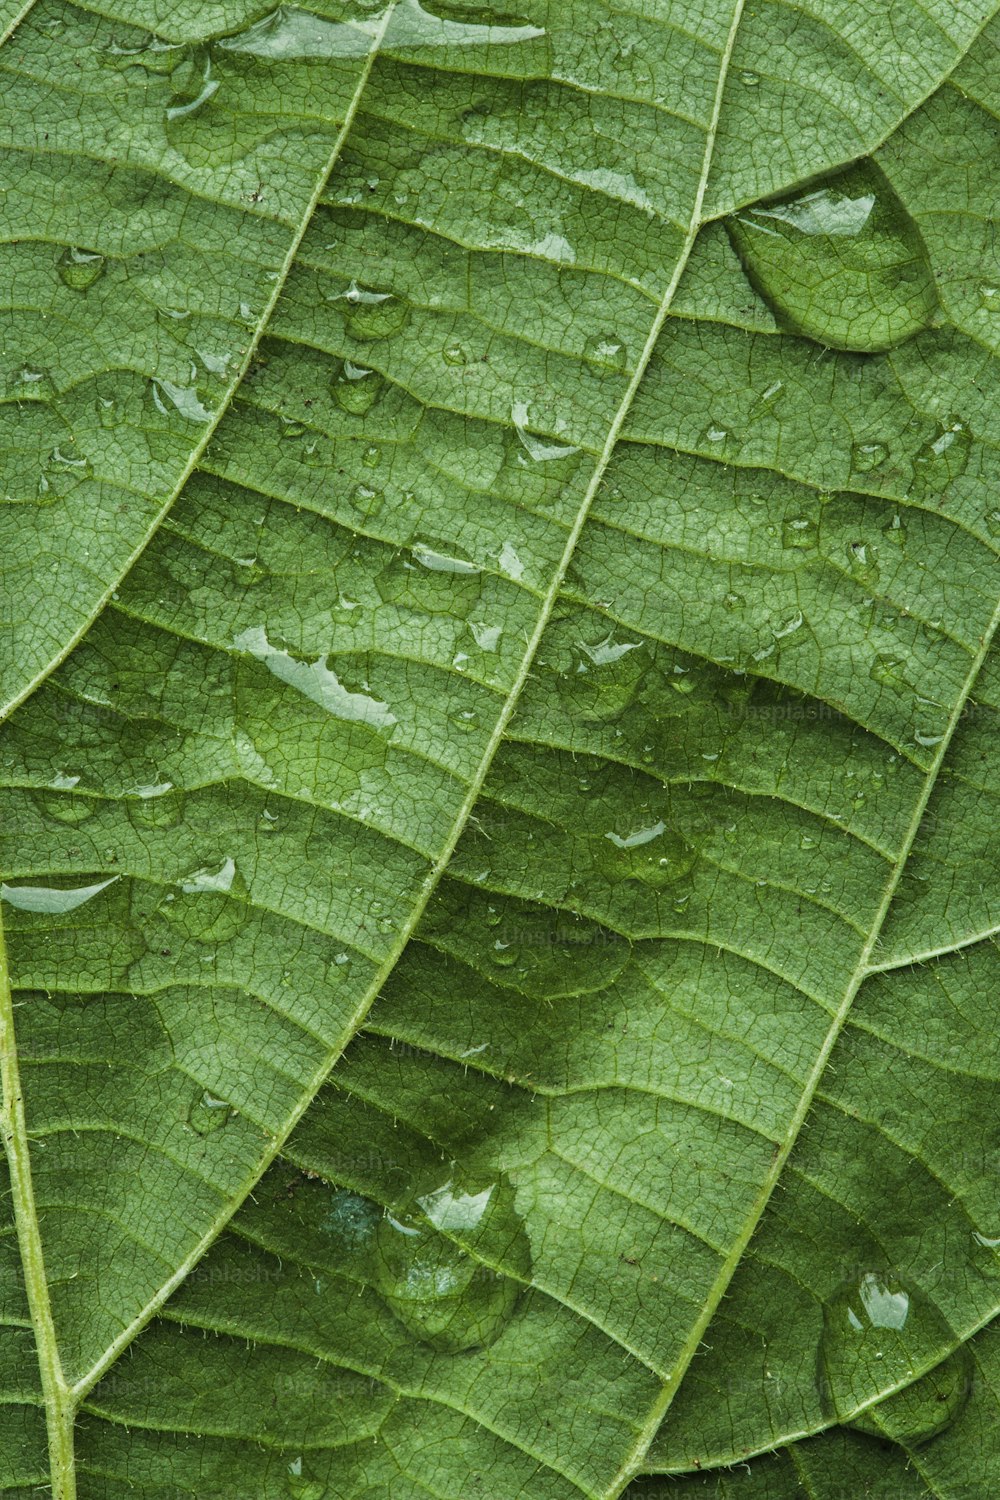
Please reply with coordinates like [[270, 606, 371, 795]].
[[0, 906, 76, 1500]]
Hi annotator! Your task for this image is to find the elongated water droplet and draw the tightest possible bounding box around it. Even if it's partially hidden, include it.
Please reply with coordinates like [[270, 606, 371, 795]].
[[726, 161, 937, 352], [31, 786, 98, 825], [151, 378, 213, 424], [376, 540, 483, 618], [819, 1270, 972, 1446], [128, 786, 186, 831], [58, 247, 107, 291], [2, 877, 118, 914], [372, 1166, 531, 1352]]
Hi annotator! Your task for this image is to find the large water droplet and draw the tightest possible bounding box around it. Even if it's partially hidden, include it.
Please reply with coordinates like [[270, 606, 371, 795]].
[[557, 631, 647, 722], [911, 416, 971, 502], [159, 857, 249, 943], [726, 161, 937, 352], [57, 247, 107, 291], [151, 378, 213, 424], [127, 786, 186, 831], [781, 516, 818, 550], [583, 332, 628, 372], [819, 1270, 973, 1446], [372, 1165, 531, 1352]]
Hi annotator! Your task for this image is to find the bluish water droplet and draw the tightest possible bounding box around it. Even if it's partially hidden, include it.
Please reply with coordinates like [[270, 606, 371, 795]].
[[596, 819, 697, 889]]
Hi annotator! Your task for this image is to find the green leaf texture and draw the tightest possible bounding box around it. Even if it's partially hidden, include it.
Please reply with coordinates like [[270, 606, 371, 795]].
[[1, 0, 999, 1496]]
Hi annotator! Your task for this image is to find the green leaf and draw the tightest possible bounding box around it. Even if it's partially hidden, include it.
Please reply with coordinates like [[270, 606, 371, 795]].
[[1, 1, 1000, 1497]]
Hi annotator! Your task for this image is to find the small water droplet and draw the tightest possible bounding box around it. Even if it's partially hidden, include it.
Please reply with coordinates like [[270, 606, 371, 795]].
[[819, 1270, 972, 1446], [984, 509, 1000, 537], [159, 857, 249, 943], [187, 1089, 232, 1135], [723, 591, 746, 611], [57, 247, 106, 291], [740, 69, 760, 86], [332, 360, 385, 415], [372, 1165, 531, 1352], [583, 332, 627, 371], [911, 416, 971, 502], [781, 516, 818, 549], [362, 443, 382, 468], [281, 419, 308, 440], [6, 365, 56, 401], [869, 655, 911, 691], [727, 160, 937, 352], [846, 540, 880, 586], [881, 513, 907, 546], [442, 343, 468, 366], [851, 441, 889, 473]]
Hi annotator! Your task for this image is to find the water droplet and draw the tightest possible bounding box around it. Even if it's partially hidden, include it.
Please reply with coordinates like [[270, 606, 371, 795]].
[[331, 281, 409, 342], [57, 247, 106, 291], [159, 857, 249, 944], [362, 443, 382, 468], [851, 441, 889, 473], [442, 343, 468, 366], [511, 401, 580, 463], [882, 513, 907, 546], [583, 333, 627, 371], [772, 611, 804, 640], [187, 1089, 232, 1135], [781, 516, 818, 549], [846, 540, 880, 586], [234, 625, 397, 729], [911, 416, 971, 502], [596, 819, 697, 889], [151, 378, 213, 424], [31, 787, 98, 825], [723, 590, 746, 611], [332, 361, 384, 415], [869, 655, 911, 691], [726, 160, 937, 352], [376, 539, 483, 618], [557, 632, 646, 723], [1, 877, 118, 914], [285, 1455, 326, 1500], [128, 786, 186, 831], [914, 727, 945, 749], [799, 833, 819, 850], [280, 419, 308, 440], [748, 379, 784, 422], [740, 69, 760, 86], [372, 1165, 531, 1352], [6, 365, 56, 401], [985, 509, 1000, 537], [819, 1270, 972, 1446]]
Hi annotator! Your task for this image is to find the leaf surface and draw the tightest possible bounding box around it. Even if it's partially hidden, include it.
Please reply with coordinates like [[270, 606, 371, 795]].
[[1, 1, 1000, 1497]]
